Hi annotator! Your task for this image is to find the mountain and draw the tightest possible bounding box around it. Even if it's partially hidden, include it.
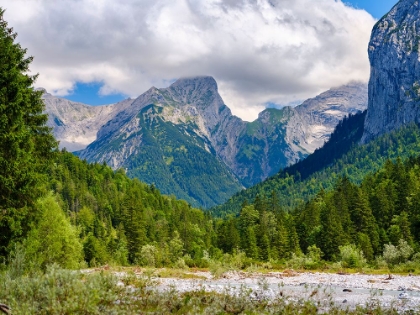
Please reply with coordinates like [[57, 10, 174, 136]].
[[213, 118, 420, 217], [43, 90, 134, 151], [362, 0, 420, 143], [78, 77, 244, 208], [44, 78, 367, 207], [235, 82, 367, 186]]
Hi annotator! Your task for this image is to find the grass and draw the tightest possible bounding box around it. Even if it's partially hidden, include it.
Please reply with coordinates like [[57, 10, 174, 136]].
[[154, 268, 208, 280], [1, 263, 418, 314]]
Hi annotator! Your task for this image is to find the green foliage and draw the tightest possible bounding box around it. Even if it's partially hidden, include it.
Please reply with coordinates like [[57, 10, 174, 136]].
[[24, 193, 83, 269], [0, 265, 128, 314], [382, 239, 414, 267], [213, 117, 420, 217], [83, 234, 109, 267], [87, 104, 242, 208], [286, 245, 323, 270], [338, 244, 367, 268], [168, 231, 184, 264], [0, 8, 57, 256], [213, 147, 420, 266], [46, 150, 217, 267], [139, 244, 157, 267]]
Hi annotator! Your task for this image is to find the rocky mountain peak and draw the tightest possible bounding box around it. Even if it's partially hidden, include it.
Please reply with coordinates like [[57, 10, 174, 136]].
[[361, 0, 420, 143], [166, 76, 220, 106], [170, 75, 218, 93]]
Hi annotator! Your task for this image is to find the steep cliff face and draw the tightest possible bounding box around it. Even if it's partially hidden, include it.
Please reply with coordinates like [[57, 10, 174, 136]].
[[362, 0, 420, 143]]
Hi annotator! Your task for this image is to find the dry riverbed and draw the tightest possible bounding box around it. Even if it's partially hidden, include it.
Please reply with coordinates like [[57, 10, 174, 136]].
[[155, 269, 420, 312], [85, 267, 420, 312]]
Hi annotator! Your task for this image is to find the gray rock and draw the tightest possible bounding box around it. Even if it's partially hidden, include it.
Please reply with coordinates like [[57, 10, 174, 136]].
[[43, 91, 133, 151], [361, 0, 420, 143]]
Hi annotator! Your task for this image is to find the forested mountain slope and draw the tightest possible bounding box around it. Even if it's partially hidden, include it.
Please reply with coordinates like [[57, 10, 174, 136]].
[[218, 155, 420, 263], [44, 79, 366, 208], [47, 150, 217, 266], [212, 120, 420, 217]]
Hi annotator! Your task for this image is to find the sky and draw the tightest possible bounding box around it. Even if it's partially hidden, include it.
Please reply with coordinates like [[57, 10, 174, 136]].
[[0, 0, 398, 121]]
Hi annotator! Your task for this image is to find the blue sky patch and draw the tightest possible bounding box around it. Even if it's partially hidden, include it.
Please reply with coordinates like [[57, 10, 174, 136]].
[[63, 82, 127, 105]]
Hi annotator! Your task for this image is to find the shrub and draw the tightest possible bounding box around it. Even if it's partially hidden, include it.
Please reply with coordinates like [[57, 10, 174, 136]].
[[0, 265, 126, 314], [338, 244, 366, 268], [169, 231, 184, 264], [383, 239, 414, 267], [139, 244, 157, 267], [286, 245, 323, 270]]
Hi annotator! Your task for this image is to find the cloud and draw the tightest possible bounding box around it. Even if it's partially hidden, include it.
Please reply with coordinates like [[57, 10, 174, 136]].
[[0, 0, 375, 121]]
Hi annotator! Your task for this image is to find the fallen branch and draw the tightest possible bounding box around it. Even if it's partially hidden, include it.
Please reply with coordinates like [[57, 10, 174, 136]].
[[385, 273, 394, 280], [0, 303, 11, 315]]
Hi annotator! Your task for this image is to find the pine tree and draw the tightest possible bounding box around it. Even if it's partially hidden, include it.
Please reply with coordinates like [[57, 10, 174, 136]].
[[318, 199, 346, 260], [0, 9, 57, 256]]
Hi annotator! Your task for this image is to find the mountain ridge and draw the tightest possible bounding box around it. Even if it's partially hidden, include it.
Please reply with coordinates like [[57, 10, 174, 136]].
[[44, 77, 367, 207]]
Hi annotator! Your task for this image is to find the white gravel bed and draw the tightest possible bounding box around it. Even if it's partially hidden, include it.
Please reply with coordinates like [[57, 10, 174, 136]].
[[155, 271, 420, 312]]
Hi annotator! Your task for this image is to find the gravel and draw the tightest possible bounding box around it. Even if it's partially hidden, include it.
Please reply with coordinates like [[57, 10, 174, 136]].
[[156, 270, 420, 312]]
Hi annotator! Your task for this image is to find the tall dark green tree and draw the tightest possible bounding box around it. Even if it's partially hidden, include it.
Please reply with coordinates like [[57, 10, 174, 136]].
[[0, 9, 57, 255]]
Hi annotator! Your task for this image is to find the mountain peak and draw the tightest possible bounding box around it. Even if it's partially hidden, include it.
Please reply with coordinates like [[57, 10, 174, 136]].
[[165, 76, 221, 108], [170, 76, 218, 92]]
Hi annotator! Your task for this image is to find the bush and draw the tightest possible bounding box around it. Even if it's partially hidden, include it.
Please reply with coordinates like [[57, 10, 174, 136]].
[[139, 244, 157, 267], [383, 239, 414, 267], [286, 245, 323, 270], [169, 231, 184, 264], [0, 265, 126, 314], [338, 244, 366, 268]]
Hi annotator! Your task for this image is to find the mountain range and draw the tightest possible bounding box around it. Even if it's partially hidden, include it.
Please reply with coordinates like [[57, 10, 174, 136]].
[[44, 79, 367, 207]]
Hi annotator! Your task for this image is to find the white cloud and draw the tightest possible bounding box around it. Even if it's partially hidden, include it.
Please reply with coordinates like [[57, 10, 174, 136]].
[[0, 0, 375, 121]]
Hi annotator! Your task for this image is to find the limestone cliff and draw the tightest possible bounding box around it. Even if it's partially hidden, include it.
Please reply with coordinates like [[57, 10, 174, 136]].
[[362, 0, 420, 142]]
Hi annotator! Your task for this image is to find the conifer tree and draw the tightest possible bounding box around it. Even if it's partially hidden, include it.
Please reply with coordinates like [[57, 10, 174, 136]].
[[318, 200, 346, 260], [0, 9, 57, 255]]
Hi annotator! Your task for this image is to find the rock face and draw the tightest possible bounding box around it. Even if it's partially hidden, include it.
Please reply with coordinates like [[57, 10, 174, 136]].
[[362, 0, 420, 143], [232, 82, 367, 186], [44, 77, 367, 207], [43, 91, 134, 151]]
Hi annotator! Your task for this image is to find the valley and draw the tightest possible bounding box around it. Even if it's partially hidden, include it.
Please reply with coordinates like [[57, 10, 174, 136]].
[[2, 0, 420, 313], [45, 78, 367, 207]]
